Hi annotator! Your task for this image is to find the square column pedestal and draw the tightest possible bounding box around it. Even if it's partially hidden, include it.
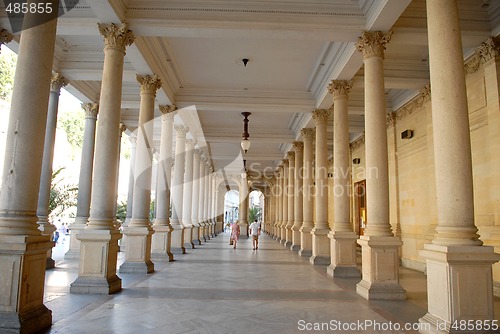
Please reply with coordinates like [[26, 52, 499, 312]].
[[310, 228, 330, 265], [327, 231, 361, 278], [64, 222, 86, 259], [170, 225, 186, 254], [183, 225, 194, 250], [299, 226, 313, 257], [291, 225, 301, 251], [0, 235, 53, 333], [192, 225, 201, 245], [418, 244, 500, 334], [119, 226, 154, 274], [70, 230, 122, 294], [151, 225, 174, 262], [356, 236, 406, 300]]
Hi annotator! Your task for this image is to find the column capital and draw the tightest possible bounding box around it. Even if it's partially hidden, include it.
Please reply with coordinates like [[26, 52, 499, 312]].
[[159, 104, 177, 114], [194, 148, 203, 158], [300, 128, 316, 141], [174, 125, 189, 136], [356, 31, 392, 59], [312, 109, 330, 124], [185, 139, 196, 149], [0, 28, 13, 48], [51, 72, 68, 92], [81, 102, 99, 119], [282, 158, 289, 166], [292, 141, 304, 151], [328, 80, 353, 99], [137, 74, 162, 96], [98, 22, 135, 53], [129, 134, 137, 146], [120, 123, 127, 134], [287, 151, 295, 161]]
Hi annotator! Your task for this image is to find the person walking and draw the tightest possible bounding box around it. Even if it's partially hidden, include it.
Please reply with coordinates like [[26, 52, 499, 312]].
[[231, 221, 240, 249], [249, 220, 261, 250]]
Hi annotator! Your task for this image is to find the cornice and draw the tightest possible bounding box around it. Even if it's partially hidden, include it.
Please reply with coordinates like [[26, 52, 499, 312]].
[[350, 134, 365, 151], [464, 36, 500, 76]]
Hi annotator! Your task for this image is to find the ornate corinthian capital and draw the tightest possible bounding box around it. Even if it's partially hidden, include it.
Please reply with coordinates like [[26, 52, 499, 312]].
[[292, 141, 304, 152], [287, 151, 295, 161], [159, 104, 177, 121], [312, 109, 330, 124], [0, 28, 13, 48], [356, 31, 392, 59], [98, 22, 135, 52], [328, 80, 353, 99], [300, 128, 316, 141], [174, 125, 189, 136], [137, 74, 162, 95], [81, 102, 99, 119], [51, 73, 68, 92]]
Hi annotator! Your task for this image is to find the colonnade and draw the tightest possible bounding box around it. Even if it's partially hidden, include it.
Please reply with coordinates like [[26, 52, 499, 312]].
[[0, 19, 221, 333], [262, 1, 499, 332], [0, 0, 498, 333]]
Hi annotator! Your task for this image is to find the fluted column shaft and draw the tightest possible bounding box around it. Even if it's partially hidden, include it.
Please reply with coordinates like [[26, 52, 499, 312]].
[[276, 169, 283, 239], [151, 105, 175, 261], [198, 159, 206, 241], [280, 160, 288, 242], [71, 23, 134, 295], [120, 74, 161, 274], [310, 110, 331, 265], [418, 0, 500, 330], [354, 31, 405, 300], [284, 153, 295, 247], [0, 8, 58, 332], [327, 80, 361, 278], [66, 103, 98, 259], [299, 128, 315, 257], [182, 139, 196, 249], [291, 142, 304, 251], [170, 125, 188, 253], [37, 73, 68, 231], [124, 135, 137, 225], [191, 150, 201, 245]]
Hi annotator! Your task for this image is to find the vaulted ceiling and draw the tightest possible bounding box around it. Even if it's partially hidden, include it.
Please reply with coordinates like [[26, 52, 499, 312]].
[[2, 0, 499, 179]]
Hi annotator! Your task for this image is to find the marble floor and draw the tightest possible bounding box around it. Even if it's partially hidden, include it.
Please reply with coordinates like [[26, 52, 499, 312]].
[[42, 232, 500, 334]]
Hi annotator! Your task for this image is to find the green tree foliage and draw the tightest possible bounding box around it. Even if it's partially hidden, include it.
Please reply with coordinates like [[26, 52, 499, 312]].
[[49, 167, 78, 218], [58, 109, 85, 153], [0, 48, 17, 101], [116, 201, 127, 224], [249, 206, 261, 223]]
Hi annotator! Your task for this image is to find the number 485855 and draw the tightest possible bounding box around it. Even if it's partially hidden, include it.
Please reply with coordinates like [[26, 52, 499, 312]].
[[5, 2, 53, 14]]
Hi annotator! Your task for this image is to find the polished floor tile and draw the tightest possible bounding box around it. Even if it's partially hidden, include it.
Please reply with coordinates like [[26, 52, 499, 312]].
[[42, 233, 500, 334]]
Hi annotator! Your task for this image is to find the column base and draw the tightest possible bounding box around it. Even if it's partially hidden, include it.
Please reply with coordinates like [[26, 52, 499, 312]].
[[418, 244, 500, 333], [0, 304, 52, 334], [65, 222, 86, 259], [170, 223, 186, 254], [151, 225, 174, 262], [0, 235, 53, 334], [119, 225, 154, 274], [183, 225, 195, 249], [71, 229, 122, 295], [327, 231, 361, 278], [356, 279, 406, 301], [356, 235, 406, 300], [291, 225, 301, 251], [70, 275, 122, 295], [38, 220, 56, 269], [284, 224, 293, 247], [310, 228, 330, 265], [192, 225, 201, 245], [299, 225, 313, 257]]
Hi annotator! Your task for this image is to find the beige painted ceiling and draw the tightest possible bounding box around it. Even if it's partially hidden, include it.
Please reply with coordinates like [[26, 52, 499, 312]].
[[2, 0, 499, 179]]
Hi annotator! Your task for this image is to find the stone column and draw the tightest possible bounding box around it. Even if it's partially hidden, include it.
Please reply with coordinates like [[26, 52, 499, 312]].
[[182, 139, 196, 249], [170, 125, 188, 254], [210, 173, 217, 236], [71, 23, 134, 295], [191, 149, 202, 245], [291, 142, 304, 251], [152, 105, 175, 261], [280, 159, 288, 244], [206, 166, 214, 239], [284, 152, 295, 247], [355, 31, 405, 300], [198, 158, 206, 242], [327, 80, 361, 278], [36, 73, 67, 269], [274, 169, 283, 240], [119, 133, 136, 252], [239, 173, 249, 234], [0, 8, 58, 332], [419, 0, 500, 331], [120, 75, 161, 274], [299, 128, 315, 257], [66, 103, 99, 259], [310, 109, 331, 265]]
